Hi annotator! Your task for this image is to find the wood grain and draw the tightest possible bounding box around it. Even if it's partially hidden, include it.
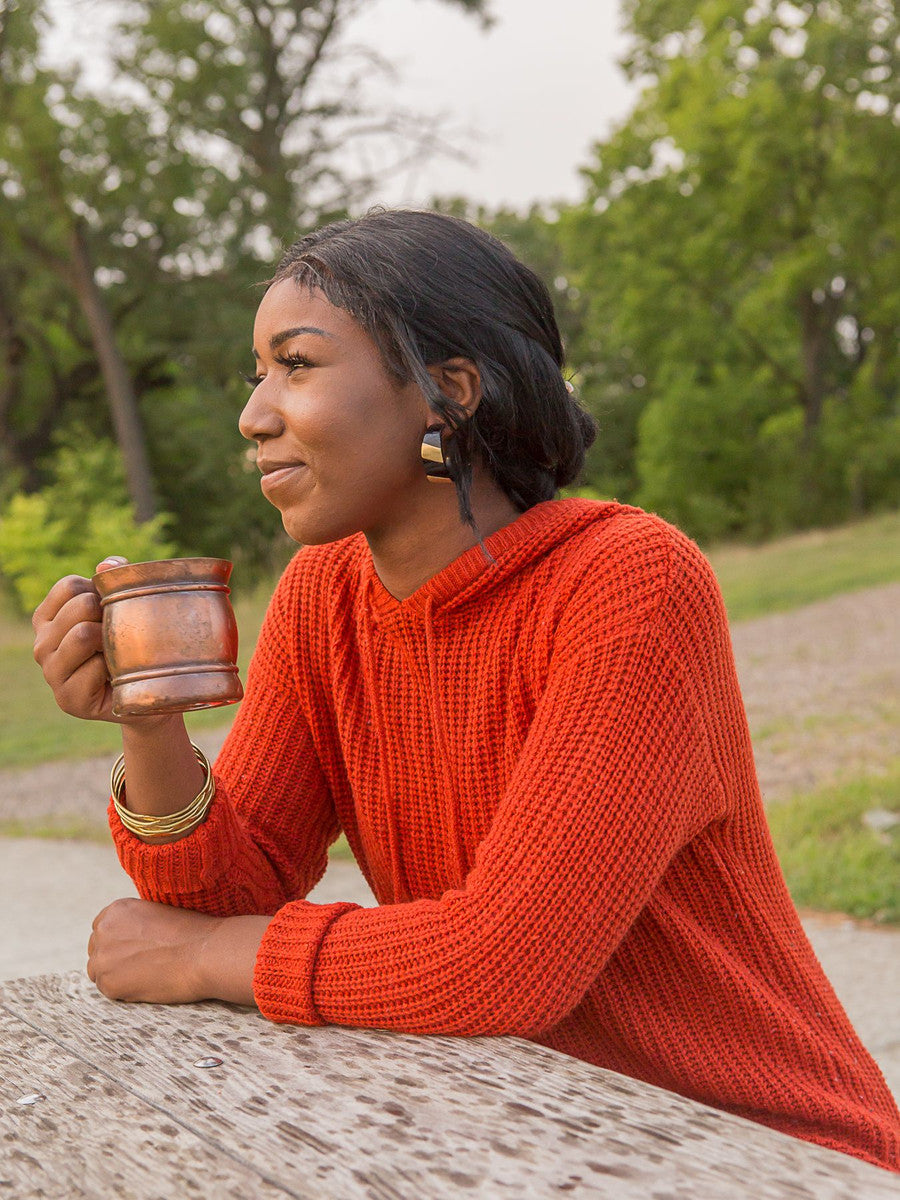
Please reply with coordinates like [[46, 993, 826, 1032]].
[[0, 971, 895, 1199], [0, 1006, 292, 1197]]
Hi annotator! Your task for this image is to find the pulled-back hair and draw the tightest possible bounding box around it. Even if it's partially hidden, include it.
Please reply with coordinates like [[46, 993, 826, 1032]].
[[268, 208, 597, 538]]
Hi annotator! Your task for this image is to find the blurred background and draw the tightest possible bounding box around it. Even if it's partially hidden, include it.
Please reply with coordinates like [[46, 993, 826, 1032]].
[[0, 0, 897, 937]]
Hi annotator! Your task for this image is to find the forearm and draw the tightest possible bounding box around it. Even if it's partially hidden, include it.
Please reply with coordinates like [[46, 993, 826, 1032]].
[[109, 708, 336, 915], [110, 559, 340, 909], [118, 715, 207, 845]]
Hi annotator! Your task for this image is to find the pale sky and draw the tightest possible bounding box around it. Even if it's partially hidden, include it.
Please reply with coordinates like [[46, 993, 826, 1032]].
[[346, 0, 638, 208], [45, 0, 638, 211]]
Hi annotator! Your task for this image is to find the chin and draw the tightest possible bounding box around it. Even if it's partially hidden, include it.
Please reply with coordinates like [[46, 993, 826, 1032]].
[[280, 505, 363, 548]]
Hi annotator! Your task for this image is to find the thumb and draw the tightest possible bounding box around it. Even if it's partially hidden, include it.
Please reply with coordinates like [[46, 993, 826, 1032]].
[[95, 555, 130, 573]]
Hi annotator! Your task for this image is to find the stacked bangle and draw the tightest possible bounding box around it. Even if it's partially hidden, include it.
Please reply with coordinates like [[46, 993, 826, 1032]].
[[111, 742, 215, 838]]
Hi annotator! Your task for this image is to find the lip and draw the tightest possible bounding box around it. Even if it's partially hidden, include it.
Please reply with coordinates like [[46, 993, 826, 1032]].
[[259, 463, 307, 495]]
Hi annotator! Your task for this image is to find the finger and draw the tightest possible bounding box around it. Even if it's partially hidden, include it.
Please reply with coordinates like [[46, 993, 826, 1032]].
[[32, 574, 96, 632], [33, 589, 102, 664], [92, 904, 113, 932], [59, 653, 113, 718], [95, 556, 129, 573], [41, 620, 105, 692]]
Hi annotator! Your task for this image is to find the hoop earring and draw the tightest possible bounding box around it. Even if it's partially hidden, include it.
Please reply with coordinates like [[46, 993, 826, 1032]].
[[421, 423, 453, 483]]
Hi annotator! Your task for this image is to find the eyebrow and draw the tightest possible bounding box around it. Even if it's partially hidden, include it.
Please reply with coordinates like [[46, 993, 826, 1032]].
[[252, 326, 334, 358]]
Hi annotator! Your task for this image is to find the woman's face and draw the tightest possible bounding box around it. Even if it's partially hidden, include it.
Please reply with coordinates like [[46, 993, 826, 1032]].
[[240, 279, 434, 545]]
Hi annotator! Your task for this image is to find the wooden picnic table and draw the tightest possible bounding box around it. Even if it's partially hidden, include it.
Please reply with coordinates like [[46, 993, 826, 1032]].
[[0, 971, 895, 1199]]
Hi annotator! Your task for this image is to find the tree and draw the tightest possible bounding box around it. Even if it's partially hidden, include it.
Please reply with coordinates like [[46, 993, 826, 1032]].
[[112, 0, 489, 260], [0, 0, 491, 583], [0, 0, 160, 520], [558, 0, 899, 539], [108, 0, 490, 568]]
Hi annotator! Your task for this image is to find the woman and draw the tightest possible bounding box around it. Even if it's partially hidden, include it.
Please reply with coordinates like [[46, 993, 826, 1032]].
[[32, 209, 899, 1172]]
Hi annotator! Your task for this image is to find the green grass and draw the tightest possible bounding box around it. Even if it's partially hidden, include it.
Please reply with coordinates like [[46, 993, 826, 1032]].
[[706, 508, 900, 622], [329, 833, 354, 861], [767, 769, 900, 925], [0, 581, 272, 771], [0, 817, 111, 844], [1, 508, 898, 771]]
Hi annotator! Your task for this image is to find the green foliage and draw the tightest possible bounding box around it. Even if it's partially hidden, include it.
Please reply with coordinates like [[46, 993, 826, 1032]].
[[139, 375, 286, 582], [767, 770, 900, 925], [3, 0, 897, 557], [0, 0, 488, 577], [550, 0, 899, 542], [329, 834, 354, 861], [635, 366, 776, 538], [0, 816, 112, 844], [0, 431, 176, 614]]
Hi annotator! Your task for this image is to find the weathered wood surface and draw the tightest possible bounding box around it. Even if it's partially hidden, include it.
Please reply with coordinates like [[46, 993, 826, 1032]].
[[0, 1005, 288, 1198], [0, 972, 895, 1199]]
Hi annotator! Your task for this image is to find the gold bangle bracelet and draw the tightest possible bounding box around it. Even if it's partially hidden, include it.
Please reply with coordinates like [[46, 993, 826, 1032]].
[[110, 743, 215, 837]]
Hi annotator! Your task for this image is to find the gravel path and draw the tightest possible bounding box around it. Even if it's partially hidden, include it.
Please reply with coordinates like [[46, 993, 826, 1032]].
[[732, 581, 899, 802]]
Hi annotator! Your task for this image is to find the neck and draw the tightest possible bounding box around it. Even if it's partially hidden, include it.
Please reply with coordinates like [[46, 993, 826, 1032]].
[[365, 468, 523, 601]]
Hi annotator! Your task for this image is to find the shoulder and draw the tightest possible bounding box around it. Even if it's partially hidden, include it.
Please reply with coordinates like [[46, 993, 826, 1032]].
[[248, 535, 367, 688], [268, 533, 367, 608], [254, 534, 367, 654], [545, 501, 725, 643]]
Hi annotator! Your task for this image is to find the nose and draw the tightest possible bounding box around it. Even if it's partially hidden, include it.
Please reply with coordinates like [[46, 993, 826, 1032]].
[[239, 381, 284, 444]]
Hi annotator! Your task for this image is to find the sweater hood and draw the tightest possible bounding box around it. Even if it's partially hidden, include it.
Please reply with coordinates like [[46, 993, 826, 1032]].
[[359, 497, 636, 627]]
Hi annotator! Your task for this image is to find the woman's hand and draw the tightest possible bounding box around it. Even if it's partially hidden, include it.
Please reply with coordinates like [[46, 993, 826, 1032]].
[[32, 556, 134, 724], [87, 898, 270, 1007], [87, 898, 215, 1003]]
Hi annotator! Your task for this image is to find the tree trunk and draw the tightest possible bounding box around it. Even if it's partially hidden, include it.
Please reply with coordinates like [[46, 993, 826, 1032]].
[[0, 271, 27, 490], [798, 291, 830, 449], [66, 221, 157, 522]]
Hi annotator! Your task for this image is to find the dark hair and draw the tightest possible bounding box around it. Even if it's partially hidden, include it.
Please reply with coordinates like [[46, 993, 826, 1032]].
[[268, 208, 597, 540]]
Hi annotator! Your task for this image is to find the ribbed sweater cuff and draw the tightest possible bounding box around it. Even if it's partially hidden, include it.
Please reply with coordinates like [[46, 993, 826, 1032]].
[[107, 790, 244, 898], [253, 900, 359, 1026]]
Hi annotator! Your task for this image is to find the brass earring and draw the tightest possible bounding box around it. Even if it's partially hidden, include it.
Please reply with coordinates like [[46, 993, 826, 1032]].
[[421, 423, 453, 483]]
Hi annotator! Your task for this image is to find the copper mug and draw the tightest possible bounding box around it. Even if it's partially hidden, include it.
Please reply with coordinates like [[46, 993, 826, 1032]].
[[93, 558, 244, 718]]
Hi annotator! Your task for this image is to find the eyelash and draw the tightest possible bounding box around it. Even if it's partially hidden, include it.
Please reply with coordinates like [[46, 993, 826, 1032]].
[[242, 352, 314, 388]]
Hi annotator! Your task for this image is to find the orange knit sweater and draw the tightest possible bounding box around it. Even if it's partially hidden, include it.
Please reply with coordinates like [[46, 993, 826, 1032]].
[[110, 498, 900, 1173]]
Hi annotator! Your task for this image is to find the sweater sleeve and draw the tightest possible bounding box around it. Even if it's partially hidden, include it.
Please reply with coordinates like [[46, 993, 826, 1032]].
[[253, 536, 732, 1033], [109, 557, 342, 917]]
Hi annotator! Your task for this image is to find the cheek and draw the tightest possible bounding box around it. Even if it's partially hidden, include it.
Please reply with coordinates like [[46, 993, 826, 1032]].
[[275, 426, 425, 544], [290, 389, 359, 448], [316, 401, 421, 481]]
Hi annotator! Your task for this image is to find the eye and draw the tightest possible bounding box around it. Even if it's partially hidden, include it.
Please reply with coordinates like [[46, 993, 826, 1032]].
[[241, 352, 313, 388], [276, 352, 314, 375]]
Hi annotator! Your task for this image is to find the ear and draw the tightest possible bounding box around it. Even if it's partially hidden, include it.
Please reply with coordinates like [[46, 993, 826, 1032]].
[[426, 357, 482, 420]]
